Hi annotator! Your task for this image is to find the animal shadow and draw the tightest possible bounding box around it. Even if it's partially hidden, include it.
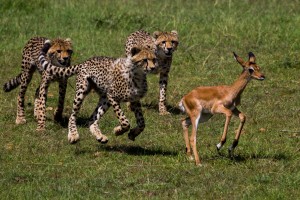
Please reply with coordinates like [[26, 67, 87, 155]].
[[55, 116, 91, 128], [142, 102, 182, 115], [99, 144, 178, 156], [213, 151, 290, 163]]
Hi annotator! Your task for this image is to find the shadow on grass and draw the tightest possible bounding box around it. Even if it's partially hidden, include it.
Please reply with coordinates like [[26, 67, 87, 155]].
[[233, 152, 290, 162], [99, 144, 178, 156], [54, 116, 90, 128], [210, 151, 290, 163], [142, 102, 182, 115]]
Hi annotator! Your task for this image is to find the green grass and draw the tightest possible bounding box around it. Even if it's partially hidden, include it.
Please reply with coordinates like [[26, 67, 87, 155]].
[[0, 0, 299, 199]]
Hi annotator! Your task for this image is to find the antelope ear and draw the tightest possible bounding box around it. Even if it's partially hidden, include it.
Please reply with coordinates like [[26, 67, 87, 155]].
[[131, 47, 141, 57], [248, 52, 256, 63], [153, 31, 161, 39], [233, 52, 245, 66]]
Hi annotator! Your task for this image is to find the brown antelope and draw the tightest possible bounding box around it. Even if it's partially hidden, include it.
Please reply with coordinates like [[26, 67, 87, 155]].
[[179, 52, 265, 166]]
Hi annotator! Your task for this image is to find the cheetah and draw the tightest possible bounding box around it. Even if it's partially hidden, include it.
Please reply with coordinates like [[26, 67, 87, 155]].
[[125, 30, 179, 115], [3, 37, 73, 125], [38, 40, 157, 143]]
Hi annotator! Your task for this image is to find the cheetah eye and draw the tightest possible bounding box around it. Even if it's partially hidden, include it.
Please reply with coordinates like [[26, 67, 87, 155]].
[[171, 40, 176, 44], [143, 59, 148, 63], [162, 41, 166, 44], [56, 50, 62, 53]]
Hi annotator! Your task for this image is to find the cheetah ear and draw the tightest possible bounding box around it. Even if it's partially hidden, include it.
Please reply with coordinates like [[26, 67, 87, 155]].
[[171, 30, 178, 35], [153, 31, 161, 39], [65, 38, 72, 44], [130, 47, 141, 56]]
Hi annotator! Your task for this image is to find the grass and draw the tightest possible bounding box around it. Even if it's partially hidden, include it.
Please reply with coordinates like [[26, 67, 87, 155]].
[[0, 0, 300, 199]]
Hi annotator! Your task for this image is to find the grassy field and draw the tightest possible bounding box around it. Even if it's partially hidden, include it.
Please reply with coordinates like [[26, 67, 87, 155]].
[[0, 0, 299, 199]]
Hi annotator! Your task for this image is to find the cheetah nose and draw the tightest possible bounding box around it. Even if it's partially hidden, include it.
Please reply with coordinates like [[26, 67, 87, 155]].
[[63, 57, 69, 61]]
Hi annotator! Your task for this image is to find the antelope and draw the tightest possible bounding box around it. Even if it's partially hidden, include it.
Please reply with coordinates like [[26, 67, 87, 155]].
[[179, 52, 265, 166]]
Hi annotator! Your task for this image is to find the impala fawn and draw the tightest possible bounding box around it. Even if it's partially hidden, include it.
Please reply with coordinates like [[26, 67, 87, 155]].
[[179, 52, 265, 166]]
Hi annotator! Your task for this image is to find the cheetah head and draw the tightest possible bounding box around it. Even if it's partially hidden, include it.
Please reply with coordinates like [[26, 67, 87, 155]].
[[130, 47, 157, 73], [47, 38, 73, 67], [153, 30, 179, 57]]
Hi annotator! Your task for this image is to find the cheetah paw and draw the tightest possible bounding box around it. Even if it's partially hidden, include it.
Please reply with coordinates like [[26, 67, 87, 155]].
[[159, 110, 170, 115], [16, 117, 26, 125], [114, 126, 129, 136], [96, 135, 108, 144], [68, 132, 80, 144]]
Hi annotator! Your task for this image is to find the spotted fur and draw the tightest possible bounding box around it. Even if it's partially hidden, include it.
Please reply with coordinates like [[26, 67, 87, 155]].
[[125, 30, 179, 115], [3, 37, 73, 125], [38, 41, 157, 143]]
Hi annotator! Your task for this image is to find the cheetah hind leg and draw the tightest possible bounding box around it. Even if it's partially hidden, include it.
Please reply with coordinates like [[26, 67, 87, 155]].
[[33, 87, 40, 120], [33, 98, 40, 120]]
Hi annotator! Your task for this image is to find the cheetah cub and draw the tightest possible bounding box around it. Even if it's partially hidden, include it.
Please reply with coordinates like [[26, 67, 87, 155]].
[[3, 37, 73, 126], [39, 40, 157, 143], [125, 30, 179, 115]]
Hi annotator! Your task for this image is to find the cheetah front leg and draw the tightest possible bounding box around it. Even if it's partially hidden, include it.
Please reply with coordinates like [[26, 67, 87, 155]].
[[36, 73, 52, 131], [68, 76, 90, 143], [158, 70, 170, 115], [108, 96, 130, 136], [128, 101, 145, 141], [88, 95, 110, 144], [34, 86, 40, 120], [54, 78, 68, 123], [16, 68, 34, 124]]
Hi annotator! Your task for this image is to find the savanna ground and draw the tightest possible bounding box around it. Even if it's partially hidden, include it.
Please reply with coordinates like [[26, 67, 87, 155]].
[[0, 0, 299, 199]]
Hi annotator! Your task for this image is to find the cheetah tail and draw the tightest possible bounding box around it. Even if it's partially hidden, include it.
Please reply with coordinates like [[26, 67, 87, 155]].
[[38, 40, 52, 71], [3, 73, 22, 92]]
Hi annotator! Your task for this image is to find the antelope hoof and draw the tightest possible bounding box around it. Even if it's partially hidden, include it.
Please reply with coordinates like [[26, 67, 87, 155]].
[[228, 147, 235, 159], [196, 163, 203, 167], [216, 142, 223, 152]]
